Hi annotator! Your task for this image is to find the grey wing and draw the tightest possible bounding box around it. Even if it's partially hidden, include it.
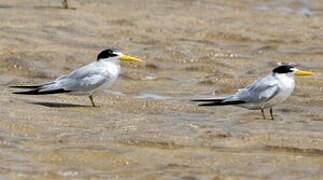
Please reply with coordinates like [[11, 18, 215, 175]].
[[62, 63, 110, 91], [225, 75, 280, 103], [63, 72, 108, 92], [39, 63, 109, 92]]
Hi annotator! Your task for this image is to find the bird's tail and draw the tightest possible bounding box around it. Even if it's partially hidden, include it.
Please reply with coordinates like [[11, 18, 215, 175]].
[[9, 82, 55, 89], [10, 83, 71, 95], [12, 88, 71, 95], [191, 98, 245, 106], [9, 85, 44, 89]]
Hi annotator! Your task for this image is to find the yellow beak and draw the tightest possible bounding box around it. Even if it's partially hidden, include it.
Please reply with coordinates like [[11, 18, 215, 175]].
[[295, 70, 315, 77], [120, 55, 143, 63]]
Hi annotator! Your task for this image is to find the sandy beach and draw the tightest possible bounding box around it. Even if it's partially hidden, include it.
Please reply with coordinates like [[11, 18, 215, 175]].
[[1, 0, 323, 179]]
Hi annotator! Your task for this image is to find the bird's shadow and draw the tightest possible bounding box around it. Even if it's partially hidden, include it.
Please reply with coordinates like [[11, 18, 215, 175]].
[[33, 5, 77, 10], [30, 101, 91, 108]]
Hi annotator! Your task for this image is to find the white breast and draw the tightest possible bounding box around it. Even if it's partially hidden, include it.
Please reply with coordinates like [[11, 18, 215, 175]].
[[95, 61, 120, 91], [264, 74, 295, 108], [105, 61, 121, 78]]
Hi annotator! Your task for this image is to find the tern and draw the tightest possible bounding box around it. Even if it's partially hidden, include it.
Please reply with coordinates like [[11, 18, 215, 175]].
[[192, 65, 314, 120], [10, 48, 143, 107]]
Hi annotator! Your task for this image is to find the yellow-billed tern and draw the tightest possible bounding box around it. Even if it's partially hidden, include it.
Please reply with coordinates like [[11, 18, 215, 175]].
[[10, 49, 143, 107], [192, 65, 314, 120]]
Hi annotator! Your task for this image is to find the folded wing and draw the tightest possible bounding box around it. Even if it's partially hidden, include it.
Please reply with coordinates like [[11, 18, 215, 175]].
[[10, 63, 110, 95], [192, 75, 280, 106]]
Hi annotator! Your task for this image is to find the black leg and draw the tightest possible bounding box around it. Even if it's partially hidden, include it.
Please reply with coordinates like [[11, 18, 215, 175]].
[[270, 108, 274, 120], [89, 95, 96, 107], [261, 108, 266, 119]]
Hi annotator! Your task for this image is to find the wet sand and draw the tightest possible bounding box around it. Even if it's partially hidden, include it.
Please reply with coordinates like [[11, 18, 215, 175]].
[[1, 0, 323, 179]]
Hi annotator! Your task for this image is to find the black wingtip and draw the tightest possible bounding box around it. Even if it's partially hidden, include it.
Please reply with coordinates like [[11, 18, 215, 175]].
[[13, 90, 39, 95], [9, 82, 54, 89], [197, 100, 246, 106], [9, 85, 42, 89], [13, 89, 71, 95], [192, 99, 223, 102], [198, 103, 216, 106], [191, 98, 224, 102]]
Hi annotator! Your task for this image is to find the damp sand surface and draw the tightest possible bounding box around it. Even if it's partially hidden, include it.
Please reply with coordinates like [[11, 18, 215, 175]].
[[1, 0, 323, 179]]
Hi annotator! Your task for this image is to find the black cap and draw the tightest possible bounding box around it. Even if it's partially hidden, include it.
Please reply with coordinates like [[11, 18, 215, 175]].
[[97, 48, 119, 60], [272, 65, 295, 74]]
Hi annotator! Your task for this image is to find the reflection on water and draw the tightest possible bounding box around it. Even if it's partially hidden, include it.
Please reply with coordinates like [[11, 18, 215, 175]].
[[254, 0, 314, 17], [136, 92, 172, 100]]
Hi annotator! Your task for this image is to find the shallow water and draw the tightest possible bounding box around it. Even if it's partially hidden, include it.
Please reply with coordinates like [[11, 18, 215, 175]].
[[1, 0, 323, 179]]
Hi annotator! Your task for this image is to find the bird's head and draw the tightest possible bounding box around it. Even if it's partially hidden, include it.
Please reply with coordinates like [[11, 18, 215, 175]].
[[97, 48, 143, 63], [272, 65, 314, 77]]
